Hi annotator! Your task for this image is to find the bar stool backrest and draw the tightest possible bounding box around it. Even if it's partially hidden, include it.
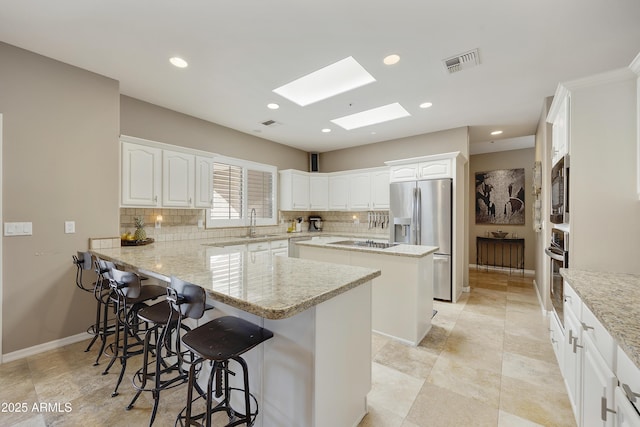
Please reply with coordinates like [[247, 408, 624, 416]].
[[167, 276, 206, 321], [72, 251, 94, 291], [109, 268, 142, 299]]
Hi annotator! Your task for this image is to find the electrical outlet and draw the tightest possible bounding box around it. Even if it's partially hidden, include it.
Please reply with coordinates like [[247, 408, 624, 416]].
[[65, 221, 75, 234]]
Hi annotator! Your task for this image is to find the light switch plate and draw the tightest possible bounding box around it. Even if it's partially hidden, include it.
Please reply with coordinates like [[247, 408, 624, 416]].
[[65, 221, 75, 234], [4, 222, 33, 236]]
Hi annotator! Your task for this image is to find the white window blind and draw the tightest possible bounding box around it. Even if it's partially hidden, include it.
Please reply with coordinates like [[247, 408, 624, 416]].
[[207, 157, 277, 228], [211, 162, 243, 220], [247, 169, 274, 220]]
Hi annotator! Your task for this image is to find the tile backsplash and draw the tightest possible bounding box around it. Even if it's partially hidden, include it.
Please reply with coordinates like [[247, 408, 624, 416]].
[[120, 208, 390, 241]]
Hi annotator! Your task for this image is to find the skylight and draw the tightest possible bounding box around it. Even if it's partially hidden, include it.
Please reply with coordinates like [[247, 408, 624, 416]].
[[273, 56, 376, 107], [331, 103, 411, 130]]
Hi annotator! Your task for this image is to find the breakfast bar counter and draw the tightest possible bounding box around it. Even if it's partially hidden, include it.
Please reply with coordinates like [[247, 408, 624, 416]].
[[91, 239, 380, 427]]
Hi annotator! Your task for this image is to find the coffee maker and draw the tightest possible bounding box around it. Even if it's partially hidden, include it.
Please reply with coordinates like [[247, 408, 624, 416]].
[[308, 216, 323, 232]]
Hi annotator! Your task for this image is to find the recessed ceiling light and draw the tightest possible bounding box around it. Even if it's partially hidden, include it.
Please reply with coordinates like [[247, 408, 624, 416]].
[[491, 130, 503, 135], [383, 54, 400, 65], [321, 128, 331, 133], [419, 102, 433, 109], [331, 102, 411, 130], [273, 56, 376, 107], [267, 103, 280, 110], [169, 57, 188, 68]]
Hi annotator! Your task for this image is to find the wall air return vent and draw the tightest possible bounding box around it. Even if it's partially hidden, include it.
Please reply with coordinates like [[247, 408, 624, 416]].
[[443, 49, 480, 74]]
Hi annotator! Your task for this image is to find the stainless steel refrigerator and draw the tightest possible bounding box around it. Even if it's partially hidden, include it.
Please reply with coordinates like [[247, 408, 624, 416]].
[[390, 178, 452, 301]]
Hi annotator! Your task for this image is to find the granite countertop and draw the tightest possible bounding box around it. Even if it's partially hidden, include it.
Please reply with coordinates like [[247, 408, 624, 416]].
[[560, 269, 640, 369], [295, 236, 439, 258], [204, 231, 389, 246], [90, 239, 380, 320]]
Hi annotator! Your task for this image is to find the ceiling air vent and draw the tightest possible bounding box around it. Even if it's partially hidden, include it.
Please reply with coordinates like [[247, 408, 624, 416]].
[[443, 49, 480, 74], [261, 119, 278, 126]]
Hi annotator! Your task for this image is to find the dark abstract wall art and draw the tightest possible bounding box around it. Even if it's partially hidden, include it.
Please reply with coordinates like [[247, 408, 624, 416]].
[[475, 168, 525, 225]]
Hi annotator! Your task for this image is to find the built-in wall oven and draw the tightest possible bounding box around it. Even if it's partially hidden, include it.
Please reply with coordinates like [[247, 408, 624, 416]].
[[550, 154, 570, 224], [545, 227, 569, 327]]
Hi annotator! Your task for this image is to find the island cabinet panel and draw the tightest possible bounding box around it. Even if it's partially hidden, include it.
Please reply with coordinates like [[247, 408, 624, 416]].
[[297, 243, 434, 346], [202, 282, 372, 427]]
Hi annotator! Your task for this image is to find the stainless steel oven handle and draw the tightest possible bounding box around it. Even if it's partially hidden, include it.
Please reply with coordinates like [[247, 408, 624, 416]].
[[544, 247, 566, 262]]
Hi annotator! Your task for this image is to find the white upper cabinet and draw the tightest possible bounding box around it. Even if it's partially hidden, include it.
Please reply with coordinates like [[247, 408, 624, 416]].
[[349, 172, 371, 210], [162, 150, 195, 207], [328, 173, 350, 210], [309, 174, 329, 210], [370, 168, 390, 210], [194, 155, 214, 208], [389, 164, 418, 182], [387, 153, 457, 183], [280, 167, 390, 212], [279, 170, 310, 210], [549, 91, 570, 167], [121, 141, 162, 207], [418, 158, 452, 180]]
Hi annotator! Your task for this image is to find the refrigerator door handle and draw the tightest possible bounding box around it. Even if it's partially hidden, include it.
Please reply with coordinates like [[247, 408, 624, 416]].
[[416, 187, 422, 245]]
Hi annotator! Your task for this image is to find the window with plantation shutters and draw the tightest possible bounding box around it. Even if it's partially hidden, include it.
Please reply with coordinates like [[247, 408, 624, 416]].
[[247, 169, 274, 219], [206, 156, 277, 228], [211, 162, 243, 220]]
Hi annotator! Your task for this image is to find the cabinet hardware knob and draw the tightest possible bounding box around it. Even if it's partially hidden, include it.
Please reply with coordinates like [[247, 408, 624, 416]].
[[581, 322, 594, 331], [601, 396, 616, 421], [572, 338, 583, 354], [622, 383, 640, 403]]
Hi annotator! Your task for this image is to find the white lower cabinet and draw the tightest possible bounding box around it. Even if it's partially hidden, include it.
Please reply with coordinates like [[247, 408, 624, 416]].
[[616, 346, 640, 427], [550, 310, 565, 368], [615, 386, 640, 427], [558, 281, 640, 427], [564, 307, 583, 422], [582, 331, 617, 427]]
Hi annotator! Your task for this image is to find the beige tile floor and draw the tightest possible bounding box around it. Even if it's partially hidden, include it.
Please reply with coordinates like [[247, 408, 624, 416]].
[[0, 269, 576, 426]]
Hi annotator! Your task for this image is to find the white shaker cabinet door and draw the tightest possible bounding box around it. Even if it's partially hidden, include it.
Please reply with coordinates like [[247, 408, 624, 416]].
[[370, 169, 390, 210], [121, 142, 162, 207], [329, 174, 349, 210], [309, 175, 329, 210], [195, 155, 214, 208], [349, 172, 371, 210], [162, 150, 195, 207]]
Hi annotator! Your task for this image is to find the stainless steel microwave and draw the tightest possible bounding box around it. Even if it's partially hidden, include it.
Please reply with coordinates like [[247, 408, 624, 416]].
[[550, 154, 569, 224]]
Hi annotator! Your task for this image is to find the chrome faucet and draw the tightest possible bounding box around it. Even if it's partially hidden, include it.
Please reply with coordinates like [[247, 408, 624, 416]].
[[249, 208, 257, 237]]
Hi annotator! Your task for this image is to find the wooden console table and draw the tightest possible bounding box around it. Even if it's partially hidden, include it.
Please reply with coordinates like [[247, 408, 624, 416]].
[[476, 236, 525, 275]]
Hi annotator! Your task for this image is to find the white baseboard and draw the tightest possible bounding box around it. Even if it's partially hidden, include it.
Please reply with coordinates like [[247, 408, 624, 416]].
[[1, 332, 90, 364], [468, 264, 535, 276]]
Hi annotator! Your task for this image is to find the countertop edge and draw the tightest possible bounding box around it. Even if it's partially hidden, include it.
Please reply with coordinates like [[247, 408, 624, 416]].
[[225, 269, 381, 319], [560, 268, 640, 370]]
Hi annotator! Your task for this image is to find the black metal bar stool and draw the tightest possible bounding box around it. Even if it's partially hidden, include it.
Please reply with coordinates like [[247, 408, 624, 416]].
[[72, 251, 104, 354], [125, 286, 205, 426], [174, 278, 274, 427], [103, 268, 166, 397], [92, 257, 121, 366]]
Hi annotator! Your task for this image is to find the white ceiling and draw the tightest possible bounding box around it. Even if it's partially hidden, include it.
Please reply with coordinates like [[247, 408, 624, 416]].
[[1, 1, 639, 154]]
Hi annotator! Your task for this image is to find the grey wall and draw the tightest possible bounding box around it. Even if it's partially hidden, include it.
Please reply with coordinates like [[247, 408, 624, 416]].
[[120, 96, 308, 171], [0, 44, 310, 355], [469, 148, 536, 271], [0, 42, 120, 353], [568, 71, 639, 272], [319, 127, 469, 172]]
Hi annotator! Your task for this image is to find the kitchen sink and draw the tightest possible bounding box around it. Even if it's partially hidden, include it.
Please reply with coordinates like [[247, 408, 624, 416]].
[[329, 240, 399, 249]]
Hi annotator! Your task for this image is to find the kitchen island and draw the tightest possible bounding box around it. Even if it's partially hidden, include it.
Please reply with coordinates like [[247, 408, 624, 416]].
[[296, 236, 438, 346], [90, 239, 380, 427]]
